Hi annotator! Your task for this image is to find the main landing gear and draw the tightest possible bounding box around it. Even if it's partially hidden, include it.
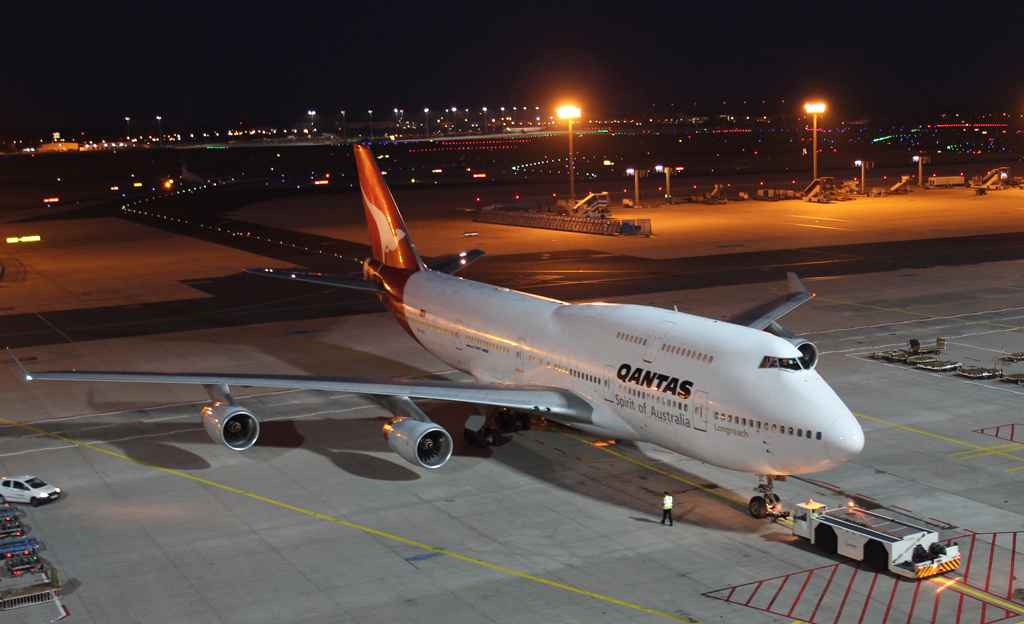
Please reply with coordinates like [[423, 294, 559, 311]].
[[749, 474, 788, 520], [463, 408, 532, 449]]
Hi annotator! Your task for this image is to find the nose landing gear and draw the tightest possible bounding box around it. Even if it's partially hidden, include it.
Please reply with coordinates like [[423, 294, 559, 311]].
[[749, 474, 788, 520]]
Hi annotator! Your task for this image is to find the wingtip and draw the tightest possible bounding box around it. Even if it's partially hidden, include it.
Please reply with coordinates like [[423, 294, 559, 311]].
[[787, 272, 809, 294], [6, 347, 33, 381]]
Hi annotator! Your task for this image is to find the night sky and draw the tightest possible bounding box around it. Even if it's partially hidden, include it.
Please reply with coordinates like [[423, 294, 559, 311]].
[[3, 0, 1022, 131]]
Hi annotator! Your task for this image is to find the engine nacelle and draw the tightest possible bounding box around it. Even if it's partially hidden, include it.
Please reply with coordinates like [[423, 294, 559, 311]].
[[383, 417, 453, 469], [201, 403, 260, 450], [786, 338, 819, 369], [764, 321, 819, 369]]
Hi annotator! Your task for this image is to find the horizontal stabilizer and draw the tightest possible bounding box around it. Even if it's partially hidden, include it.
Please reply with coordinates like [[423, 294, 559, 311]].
[[244, 268, 383, 292], [426, 249, 485, 275], [24, 369, 593, 425], [723, 272, 814, 330]]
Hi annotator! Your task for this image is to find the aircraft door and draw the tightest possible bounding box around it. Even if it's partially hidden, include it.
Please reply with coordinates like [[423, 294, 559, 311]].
[[603, 365, 616, 402], [453, 319, 463, 351], [643, 322, 675, 363], [692, 390, 708, 432], [516, 338, 525, 373]]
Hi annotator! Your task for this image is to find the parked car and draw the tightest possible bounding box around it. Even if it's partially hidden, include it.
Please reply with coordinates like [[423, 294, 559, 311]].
[[0, 476, 61, 506]]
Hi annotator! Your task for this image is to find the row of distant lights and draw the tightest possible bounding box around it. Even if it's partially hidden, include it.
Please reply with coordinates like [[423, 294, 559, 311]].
[[119, 186, 363, 265]]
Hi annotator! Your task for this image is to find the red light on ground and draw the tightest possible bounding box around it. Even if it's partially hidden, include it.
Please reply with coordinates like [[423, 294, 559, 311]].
[[43, 197, 59, 203], [515, 195, 519, 199], [314, 180, 329, 185], [472, 173, 486, 178]]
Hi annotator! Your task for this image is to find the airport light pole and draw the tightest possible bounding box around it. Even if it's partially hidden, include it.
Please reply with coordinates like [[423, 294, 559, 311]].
[[308, 110, 316, 137], [913, 155, 931, 188], [481, 107, 487, 133], [449, 107, 456, 135], [424, 108, 430, 139], [626, 168, 646, 209], [804, 103, 825, 181], [125, 117, 130, 140], [156, 115, 162, 143], [655, 165, 673, 199], [368, 110, 373, 140], [854, 160, 874, 194], [340, 110, 346, 142], [557, 106, 581, 205]]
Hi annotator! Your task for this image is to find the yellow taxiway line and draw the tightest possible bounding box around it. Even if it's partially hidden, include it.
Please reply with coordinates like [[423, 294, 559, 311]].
[[855, 413, 1024, 471], [0, 416, 701, 623]]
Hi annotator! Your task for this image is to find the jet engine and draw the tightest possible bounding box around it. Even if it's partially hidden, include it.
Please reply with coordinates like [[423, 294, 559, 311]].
[[789, 339, 819, 369], [201, 403, 260, 450], [383, 417, 453, 469], [765, 321, 819, 369]]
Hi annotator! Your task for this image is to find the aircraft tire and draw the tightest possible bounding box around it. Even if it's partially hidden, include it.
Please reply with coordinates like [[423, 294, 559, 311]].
[[515, 413, 531, 431], [749, 496, 767, 519]]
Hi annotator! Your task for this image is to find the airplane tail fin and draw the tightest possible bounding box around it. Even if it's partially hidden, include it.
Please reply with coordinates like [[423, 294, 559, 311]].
[[354, 145, 424, 271]]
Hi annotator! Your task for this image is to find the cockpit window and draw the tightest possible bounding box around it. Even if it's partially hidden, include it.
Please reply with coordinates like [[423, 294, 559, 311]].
[[759, 356, 803, 371]]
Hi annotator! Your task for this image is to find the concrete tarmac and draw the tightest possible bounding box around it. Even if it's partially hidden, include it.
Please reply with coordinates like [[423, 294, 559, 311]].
[[6, 263, 1024, 622], [5, 183, 1024, 622]]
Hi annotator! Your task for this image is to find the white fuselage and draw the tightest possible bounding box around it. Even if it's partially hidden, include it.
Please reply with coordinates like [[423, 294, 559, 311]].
[[398, 270, 863, 475]]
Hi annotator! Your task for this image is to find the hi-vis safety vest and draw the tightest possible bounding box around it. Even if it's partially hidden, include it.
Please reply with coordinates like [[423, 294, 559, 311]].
[[663, 495, 673, 509]]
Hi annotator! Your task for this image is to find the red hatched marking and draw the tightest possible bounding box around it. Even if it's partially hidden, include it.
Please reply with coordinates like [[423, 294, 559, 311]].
[[973, 423, 1024, 445], [703, 560, 1016, 624], [941, 531, 1024, 606]]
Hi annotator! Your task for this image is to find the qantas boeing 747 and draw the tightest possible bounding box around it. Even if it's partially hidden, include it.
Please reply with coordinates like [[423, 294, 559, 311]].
[[15, 144, 864, 519]]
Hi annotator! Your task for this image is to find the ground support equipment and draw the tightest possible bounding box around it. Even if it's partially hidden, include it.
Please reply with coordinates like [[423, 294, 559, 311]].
[[957, 367, 1003, 380], [791, 501, 961, 578]]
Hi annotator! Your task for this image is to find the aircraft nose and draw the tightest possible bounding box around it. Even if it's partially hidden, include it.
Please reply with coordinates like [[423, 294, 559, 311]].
[[825, 414, 864, 463]]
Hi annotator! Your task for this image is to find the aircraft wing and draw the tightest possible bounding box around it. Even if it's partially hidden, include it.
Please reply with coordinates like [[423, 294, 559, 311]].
[[426, 249, 485, 275], [723, 272, 814, 330], [243, 268, 384, 292], [22, 369, 593, 424]]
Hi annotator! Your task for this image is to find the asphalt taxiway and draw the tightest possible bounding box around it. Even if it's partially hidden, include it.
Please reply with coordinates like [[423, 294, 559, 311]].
[[4, 183, 1024, 623]]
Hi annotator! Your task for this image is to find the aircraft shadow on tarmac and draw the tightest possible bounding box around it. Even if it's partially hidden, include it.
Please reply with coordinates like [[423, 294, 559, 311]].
[[417, 402, 760, 532]]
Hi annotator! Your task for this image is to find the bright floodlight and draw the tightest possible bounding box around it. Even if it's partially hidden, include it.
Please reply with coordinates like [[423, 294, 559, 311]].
[[558, 106, 581, 119], [626, 168, 635, 175], [854, 160, 863, 166], [913, 155, 920, 162], [804, 103, 826, 114]]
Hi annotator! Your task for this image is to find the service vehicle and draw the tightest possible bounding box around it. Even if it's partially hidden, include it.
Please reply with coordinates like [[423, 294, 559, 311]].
[[0, 476, 61, 507], [925, 176, 965, 188], [791, 500, 961, 578]]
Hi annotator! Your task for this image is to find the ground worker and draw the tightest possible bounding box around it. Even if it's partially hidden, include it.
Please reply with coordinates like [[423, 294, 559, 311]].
[[661, 491, 673, 526]]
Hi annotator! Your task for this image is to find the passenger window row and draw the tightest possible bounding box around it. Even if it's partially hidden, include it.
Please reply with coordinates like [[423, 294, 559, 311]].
[[410, 317, 455, 337], [619, 384, 688, 411], [662, 343, 713, 364], [553, 362, 599, 384], [713, 412, 822, 440], [616, 331, 648, 346], [468, 335, 509, 354]]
